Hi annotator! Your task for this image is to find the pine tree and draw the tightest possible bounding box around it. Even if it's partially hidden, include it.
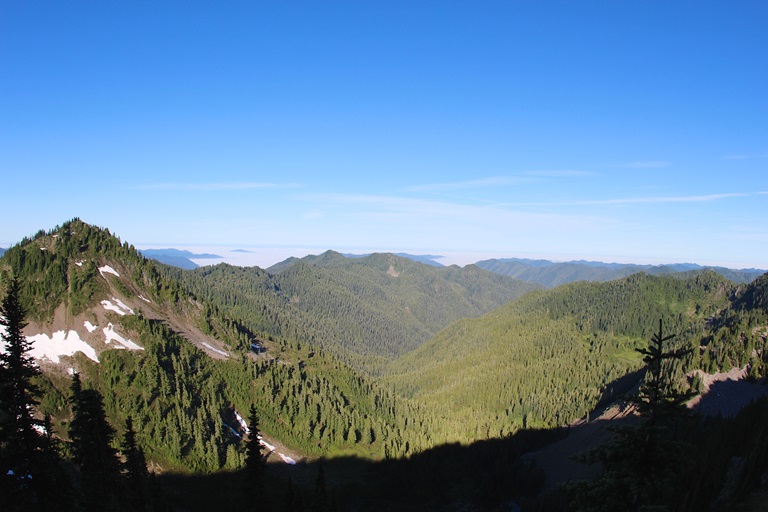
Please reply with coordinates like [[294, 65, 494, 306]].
[[0, 278, 43, 510], [122, 416, 149, 511], [33, 412, 78, 511], [244, 403, 269, 511], [0, 277, 75, 511], [0, 278, 42, 471], [569, 319, 695, 512], [634, 318, 694, 420], [68, 373, 125, 512]]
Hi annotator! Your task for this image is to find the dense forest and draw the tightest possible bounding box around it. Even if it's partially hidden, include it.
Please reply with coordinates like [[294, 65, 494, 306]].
[[1, 219, 768, 511], [475, 257, 765, 287], [159, 249, 540, 373], [0, 220, 439, 466]]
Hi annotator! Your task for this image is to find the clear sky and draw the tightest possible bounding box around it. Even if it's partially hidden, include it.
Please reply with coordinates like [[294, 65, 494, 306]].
[[1, 1, 766, 269]]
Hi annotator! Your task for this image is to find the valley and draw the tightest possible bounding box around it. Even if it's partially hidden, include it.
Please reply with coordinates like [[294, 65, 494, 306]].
[[1, 219, 768, 511]]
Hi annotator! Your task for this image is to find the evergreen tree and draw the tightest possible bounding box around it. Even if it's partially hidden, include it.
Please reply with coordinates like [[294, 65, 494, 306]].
[[0, 278, 41, 471], [0, 278, 43, 510], [33, 413, 78, 512], [244, 403, 268, 511], [69, 372, 125, 512], [634, 318, 694, 420], [122, 416, 149, 511], [569, 319, 695, 512], [0, 277, 75, 511]]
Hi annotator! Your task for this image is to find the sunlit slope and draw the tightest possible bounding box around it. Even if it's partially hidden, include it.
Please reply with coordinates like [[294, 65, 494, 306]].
[[0, 220, 438, 468], [166, 250, 541, 371], [384, 272, 734, 437], [476, 258, 765, 287], [0, 219, 249, 360], [274, 252, 543, 356]]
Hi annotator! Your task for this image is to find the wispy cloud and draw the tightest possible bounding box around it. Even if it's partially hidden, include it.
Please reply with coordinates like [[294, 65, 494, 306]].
[[522, 170, 595, 177], [403, 171, 591, 192], [500, 192, 749, 207], [619, 161, 671, 169], [575, 193, 747, 205], [304, 192, 612, 230], [403, 176, 533, 193], [133, 182, 302, 191]]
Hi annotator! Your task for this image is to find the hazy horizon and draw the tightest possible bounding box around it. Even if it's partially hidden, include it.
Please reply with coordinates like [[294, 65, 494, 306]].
[[126, 243, 764, 272], [2, 3, 766, 269]]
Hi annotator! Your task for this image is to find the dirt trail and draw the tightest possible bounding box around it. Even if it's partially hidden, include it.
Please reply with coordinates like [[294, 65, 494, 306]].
[[524, 403, 638, 491], [528, 370, 768, 491]]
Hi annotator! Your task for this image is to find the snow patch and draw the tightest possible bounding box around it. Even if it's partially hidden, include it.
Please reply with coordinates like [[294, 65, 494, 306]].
[[137, 295, 151, 303], [25, 329, 99, 363], [101, 298, 134, 316], [0, 325, 99, 364], [235, 410, 249, 434], [201, 342, 228, 357], [103, 323, 143, 351], [101, 300, 126, 316], [98, 265, 120, 277], [84, 321, 98, 333], [233, 409, 296, 465], [75, 260, 84, 267], [260, 438, 296, 465], [112, 297, 134, 315]]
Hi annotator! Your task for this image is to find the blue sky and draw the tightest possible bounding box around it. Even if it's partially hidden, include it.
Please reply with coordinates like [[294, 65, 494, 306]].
[[1, 1, 766, 268]]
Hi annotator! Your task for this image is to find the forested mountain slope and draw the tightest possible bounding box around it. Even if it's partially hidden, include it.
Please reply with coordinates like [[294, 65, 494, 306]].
[[163, 250, 541, 371], [3, 220, 768, 511], [476, 257, 764, 287], [696, 271, 768, 379], [384, 271, 740, 442], [0, 220, 438, 470]]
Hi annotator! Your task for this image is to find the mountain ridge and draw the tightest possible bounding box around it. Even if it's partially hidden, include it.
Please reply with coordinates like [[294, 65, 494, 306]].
[[476, 257, 765, 287], [139, 248, 222, 270], [164, 249, 543, 370], [133, 245, 764, 287], [342, 252, 445, 267]]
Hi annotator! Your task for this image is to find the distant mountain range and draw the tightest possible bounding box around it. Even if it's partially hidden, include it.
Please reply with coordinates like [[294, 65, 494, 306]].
[[475, 257, 765, 287], [143, 246, 764, 287], [139, 248, 221, 270], [0, 247, 5, 257], [343, 253, 445, 267]]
